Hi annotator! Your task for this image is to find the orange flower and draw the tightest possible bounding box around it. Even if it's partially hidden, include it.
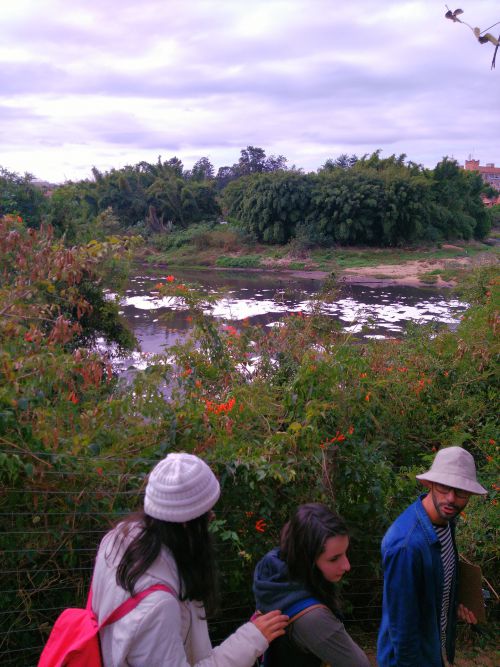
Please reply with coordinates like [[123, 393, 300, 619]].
[[443, 371, 449, 377], [365, 392, 371, 402], [255, 519, 267, 533], [489, 439, 496, 445], [182, 367, 192, 377], [96, 467, 103, 476], [348, 425, 354, 435], [486, 455, 493, 462], [195, 379, 202, 388], [204, 396, 236, 415], [68, 391, 79, 404], [186, 316, 193, 323], [154, 283, 163, 289], [224, 325, 239, 337], [360, 373, 367, 379], [166, 275, 175, 282]]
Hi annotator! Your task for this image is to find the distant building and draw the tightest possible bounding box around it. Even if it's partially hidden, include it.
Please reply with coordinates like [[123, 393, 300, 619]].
[[481, 193, 500, 208], [463, 159, 500, 191]]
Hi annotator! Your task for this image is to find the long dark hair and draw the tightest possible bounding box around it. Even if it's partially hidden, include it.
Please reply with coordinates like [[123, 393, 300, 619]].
[[109, 510, 218, 616], [280, 503, 348, 611]]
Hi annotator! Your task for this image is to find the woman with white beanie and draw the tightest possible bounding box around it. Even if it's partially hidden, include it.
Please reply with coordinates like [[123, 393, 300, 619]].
[[91, 453, 288, 666]]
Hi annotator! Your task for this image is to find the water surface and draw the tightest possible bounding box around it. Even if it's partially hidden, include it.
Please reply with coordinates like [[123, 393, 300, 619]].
[[111, 266, 468, 373]]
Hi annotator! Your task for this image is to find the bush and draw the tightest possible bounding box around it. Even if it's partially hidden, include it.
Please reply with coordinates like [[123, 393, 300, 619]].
[[1, 229, 498, 661], [215, 254, 262, 268]]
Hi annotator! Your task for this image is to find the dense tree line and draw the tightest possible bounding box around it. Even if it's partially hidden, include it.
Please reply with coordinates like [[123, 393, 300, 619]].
[[0, 149, 492, 246], [223, 153, 491, 245]]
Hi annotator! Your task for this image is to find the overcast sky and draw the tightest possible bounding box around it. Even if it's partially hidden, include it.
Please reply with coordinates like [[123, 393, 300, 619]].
[[1, 0, 499, 183]]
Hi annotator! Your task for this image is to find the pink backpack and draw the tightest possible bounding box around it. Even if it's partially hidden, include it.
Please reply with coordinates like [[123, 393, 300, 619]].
[[38, 583, 174, 667]]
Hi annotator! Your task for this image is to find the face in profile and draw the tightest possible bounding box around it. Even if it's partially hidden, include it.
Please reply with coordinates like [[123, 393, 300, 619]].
[[315, 535, 351, 583]]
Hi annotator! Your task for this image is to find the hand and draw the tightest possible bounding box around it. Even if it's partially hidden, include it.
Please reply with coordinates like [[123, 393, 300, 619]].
[[457, 603, 477, 625], [252, 610, 289, 643]]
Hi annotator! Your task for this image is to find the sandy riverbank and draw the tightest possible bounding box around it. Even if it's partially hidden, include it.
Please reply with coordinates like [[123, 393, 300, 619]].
[[290, 255, 474, 287]]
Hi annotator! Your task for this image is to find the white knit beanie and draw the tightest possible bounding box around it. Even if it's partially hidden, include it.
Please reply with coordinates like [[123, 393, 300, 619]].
[[144, 453, 221, 522]]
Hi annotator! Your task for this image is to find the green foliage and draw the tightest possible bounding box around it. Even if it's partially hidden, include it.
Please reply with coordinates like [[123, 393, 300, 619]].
[[223, 154, 492, 247], [41, 157, 221, 242], [0, 166, 48, 227], [223, 171, 312, 244], [489, 203, 500, 227], [1, 212, 498, 660], [215, 254, 262, 268]]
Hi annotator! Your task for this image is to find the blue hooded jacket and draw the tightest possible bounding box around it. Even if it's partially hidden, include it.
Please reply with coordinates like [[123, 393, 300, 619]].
[[253, 547, 314, 614]]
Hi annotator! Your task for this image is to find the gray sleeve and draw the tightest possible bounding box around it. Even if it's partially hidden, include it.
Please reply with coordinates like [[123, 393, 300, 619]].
[[289, 607, 371, 667]]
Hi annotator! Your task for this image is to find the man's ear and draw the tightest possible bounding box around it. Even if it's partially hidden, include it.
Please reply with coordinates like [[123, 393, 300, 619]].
[[419, 480, 432, 490]]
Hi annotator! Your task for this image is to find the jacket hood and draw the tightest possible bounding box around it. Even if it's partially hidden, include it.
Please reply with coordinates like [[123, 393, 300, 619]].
[[253, 547, 311, 613]]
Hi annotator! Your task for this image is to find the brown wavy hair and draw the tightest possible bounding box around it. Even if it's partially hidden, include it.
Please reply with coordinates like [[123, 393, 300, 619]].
[[280, 503, 348, 612]]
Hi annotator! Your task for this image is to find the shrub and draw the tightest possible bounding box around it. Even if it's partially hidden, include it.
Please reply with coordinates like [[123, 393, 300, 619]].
[[1, 229, 498, 661], [215, 254, 262, 268]]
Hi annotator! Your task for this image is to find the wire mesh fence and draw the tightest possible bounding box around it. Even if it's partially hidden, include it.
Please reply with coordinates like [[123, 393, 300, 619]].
[[0, 451, 496, 666]]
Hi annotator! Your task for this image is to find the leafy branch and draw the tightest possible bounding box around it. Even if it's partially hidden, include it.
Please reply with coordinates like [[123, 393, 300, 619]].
[[445, 7, 500, 69]]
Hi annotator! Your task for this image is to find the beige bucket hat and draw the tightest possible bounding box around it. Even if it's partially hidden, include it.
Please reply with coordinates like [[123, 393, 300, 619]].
[[416, 446, 487, 495]]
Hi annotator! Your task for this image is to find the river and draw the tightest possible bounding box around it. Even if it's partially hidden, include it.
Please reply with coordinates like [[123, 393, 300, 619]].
[[109, 265, 468, 374]]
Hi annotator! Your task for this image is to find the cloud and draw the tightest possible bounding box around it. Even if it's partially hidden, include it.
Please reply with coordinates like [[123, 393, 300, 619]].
[[1, 0, 499, 182]]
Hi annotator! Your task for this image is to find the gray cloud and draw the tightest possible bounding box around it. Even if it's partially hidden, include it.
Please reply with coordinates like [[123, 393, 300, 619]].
[[0, 0, 499, 182]]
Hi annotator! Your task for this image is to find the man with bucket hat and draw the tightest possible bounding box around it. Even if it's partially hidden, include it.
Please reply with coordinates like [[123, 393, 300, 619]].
[[377, 446, 487, 667]]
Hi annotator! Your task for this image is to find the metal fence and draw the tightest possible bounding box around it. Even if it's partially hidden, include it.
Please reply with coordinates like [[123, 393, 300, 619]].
[[1, 451, 496, 666]]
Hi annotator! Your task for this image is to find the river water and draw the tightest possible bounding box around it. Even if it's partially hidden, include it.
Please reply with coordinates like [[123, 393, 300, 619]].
[[110, 266, 468, 374]]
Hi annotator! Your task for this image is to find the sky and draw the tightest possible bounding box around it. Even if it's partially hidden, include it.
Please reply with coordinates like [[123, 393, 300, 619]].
[[1, 0, 499, 183]]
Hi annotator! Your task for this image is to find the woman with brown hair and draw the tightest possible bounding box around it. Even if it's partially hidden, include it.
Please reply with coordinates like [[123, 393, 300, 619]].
[[253, 503, 370, 667]]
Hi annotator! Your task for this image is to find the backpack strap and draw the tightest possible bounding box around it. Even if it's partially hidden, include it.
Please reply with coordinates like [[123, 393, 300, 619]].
[[283, 597, 328, 624], [89, 584, 175, 629]]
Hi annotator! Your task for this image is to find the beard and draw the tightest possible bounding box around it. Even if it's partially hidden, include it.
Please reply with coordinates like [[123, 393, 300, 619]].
[[432, 491, 462, 522]]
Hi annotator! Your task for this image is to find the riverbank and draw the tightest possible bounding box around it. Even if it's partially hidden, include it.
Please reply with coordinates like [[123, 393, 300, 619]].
[[142, 236, 499, 287]]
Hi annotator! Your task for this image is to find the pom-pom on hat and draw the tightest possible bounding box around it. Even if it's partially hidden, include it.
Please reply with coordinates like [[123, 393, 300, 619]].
[[416, 446, 487, 495], [144, 453, 221, 522]]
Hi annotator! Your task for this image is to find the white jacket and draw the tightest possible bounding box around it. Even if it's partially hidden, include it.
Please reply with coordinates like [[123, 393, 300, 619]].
[[92, 524, 268, 667]]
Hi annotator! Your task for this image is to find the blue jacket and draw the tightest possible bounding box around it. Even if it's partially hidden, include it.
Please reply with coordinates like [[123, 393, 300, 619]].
[[377, 495, 458, 667]]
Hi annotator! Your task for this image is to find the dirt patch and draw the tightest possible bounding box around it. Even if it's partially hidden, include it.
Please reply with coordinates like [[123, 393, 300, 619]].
[[342, 258, 471, 287]]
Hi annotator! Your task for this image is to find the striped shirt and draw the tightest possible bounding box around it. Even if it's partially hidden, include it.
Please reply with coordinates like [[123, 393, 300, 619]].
[[434, 523, 456, 648]]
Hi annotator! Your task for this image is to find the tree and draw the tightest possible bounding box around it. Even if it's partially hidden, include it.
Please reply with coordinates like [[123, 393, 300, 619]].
[[0, 167, 47, 227], [263, 154, 288, 172], [189, 157, 215, 181], [237, 146, 267, 175], [319, 154, 358, 172], [224, 171, 312, 244], [215, 165, 238, 190]]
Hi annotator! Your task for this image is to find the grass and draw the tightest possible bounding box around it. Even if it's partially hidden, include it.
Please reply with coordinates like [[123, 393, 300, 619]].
[[140, 229, 498, 279], [311, 244, 495, 269], [216, 255, 262, 268]]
